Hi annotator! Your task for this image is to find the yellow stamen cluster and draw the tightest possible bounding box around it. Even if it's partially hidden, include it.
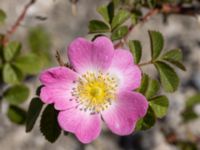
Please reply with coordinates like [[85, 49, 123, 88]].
[[71, 71, 118, 114]]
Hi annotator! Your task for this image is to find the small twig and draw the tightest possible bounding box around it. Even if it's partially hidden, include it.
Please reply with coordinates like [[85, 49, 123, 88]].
[[114, 3, 200, 49], [138, 61, 152, 67], [70, 0, 79, 16], [2, 0, 37, 45], [71, 3, 77, 16], [55, 50, 70, 67], [165, 132, 177, 144], [161, 4, 200, 16], [55, 50, 65, 66], [140, 8, 159, 25], [114, 8, 159, 49]]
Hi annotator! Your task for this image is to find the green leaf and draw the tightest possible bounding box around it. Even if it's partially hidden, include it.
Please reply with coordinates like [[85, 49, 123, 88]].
[[7, 105, 26, 125], [0, 9, 6, 24], [26, 97, 44, 132], [112, 0, 120, 7], [4, 41, 21, 61], [137, 74, 149, 94], [28, 26, 51, 67], [28, 26, 51, 52], [136, 107, 156, 131], [97, 5, 110, 22], [147, 0, 156, 8], [111, 10, 130, 30], [149, 95, 169, 118], [3, 84, 29, 105], [14, 53, 43, 74], [36, 85, 44, 96], [111, 26, 128, 41], [165, 59, 186, 71], [149, 31, 164, 60], [89, 20, 110, 33], [145, 78, 160, 99], [128, 40, 142, 64], [97, 2, 114, 23], [40, 105, 61, 143], [131, 13, 139, 25], [161, 49, 183, 61], [137, 74, 159, 99], [177, 141, 198, 150], [161, 49, 186, 71], [155, 61, 179, 92], [182, 108, 198, 122], [185, 94, 200, 108], [181, 94, 200, 122], [3, 63, 23, 84]]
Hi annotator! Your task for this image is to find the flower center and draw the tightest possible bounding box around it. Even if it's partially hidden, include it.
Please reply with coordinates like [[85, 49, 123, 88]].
[[90, 87, 102, 97], [71, 71, 118, 114]]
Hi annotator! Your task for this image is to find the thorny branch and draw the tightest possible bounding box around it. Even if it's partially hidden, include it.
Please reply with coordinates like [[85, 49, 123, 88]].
[[114, 8, 159, 49], [114, 3, 200, 49], [138, 61, 153, 67], [55, 50, 65, 66], [55, 50, 70, 67], [2, 0, 37, 45], [161, 3, 200, 16], [70, 0, 79, 16], [162, 127, 200, 145]]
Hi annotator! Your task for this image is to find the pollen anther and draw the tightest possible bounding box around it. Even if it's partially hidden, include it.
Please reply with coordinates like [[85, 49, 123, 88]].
[[71, 71, 117, 114]]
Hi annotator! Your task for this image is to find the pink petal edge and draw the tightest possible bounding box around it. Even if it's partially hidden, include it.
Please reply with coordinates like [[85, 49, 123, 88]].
[[67, 38, 93, 73], [58, 108, 101, 143], [40, 86, 77, 110], [67, 36, 114, 74], [101, 91, 148, 135], [39, 66, 78, 109], [108, 49, 142, 91], [39, 66, 78, 86]]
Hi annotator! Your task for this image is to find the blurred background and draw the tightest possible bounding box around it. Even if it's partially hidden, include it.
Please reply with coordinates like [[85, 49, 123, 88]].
[[0, 0, 200, 150]]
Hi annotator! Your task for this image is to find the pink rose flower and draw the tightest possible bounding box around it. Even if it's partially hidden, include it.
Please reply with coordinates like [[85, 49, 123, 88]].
[[39, 37, 148, 143]]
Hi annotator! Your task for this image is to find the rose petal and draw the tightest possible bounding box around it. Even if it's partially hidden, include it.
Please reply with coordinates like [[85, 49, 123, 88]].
[[67, 37, 114, 73], [110, 49, 134, 68], [108, 49, 141, 91], [58, 108, 101, 143], [40, 86, 77, 110], [102, 91, 148, 135], [67, 38, 93, 73], [39, 66, 78, 87], [92, 36, 114, 72]]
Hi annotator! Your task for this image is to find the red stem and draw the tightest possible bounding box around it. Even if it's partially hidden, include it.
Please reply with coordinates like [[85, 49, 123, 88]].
[[114, 8, 159, 49], [114, 3, 200, 49], [2, 0, 37, 45]]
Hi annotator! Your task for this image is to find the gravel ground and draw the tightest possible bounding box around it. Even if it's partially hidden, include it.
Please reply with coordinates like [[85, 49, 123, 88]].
[[0, 0, 200, 150]]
